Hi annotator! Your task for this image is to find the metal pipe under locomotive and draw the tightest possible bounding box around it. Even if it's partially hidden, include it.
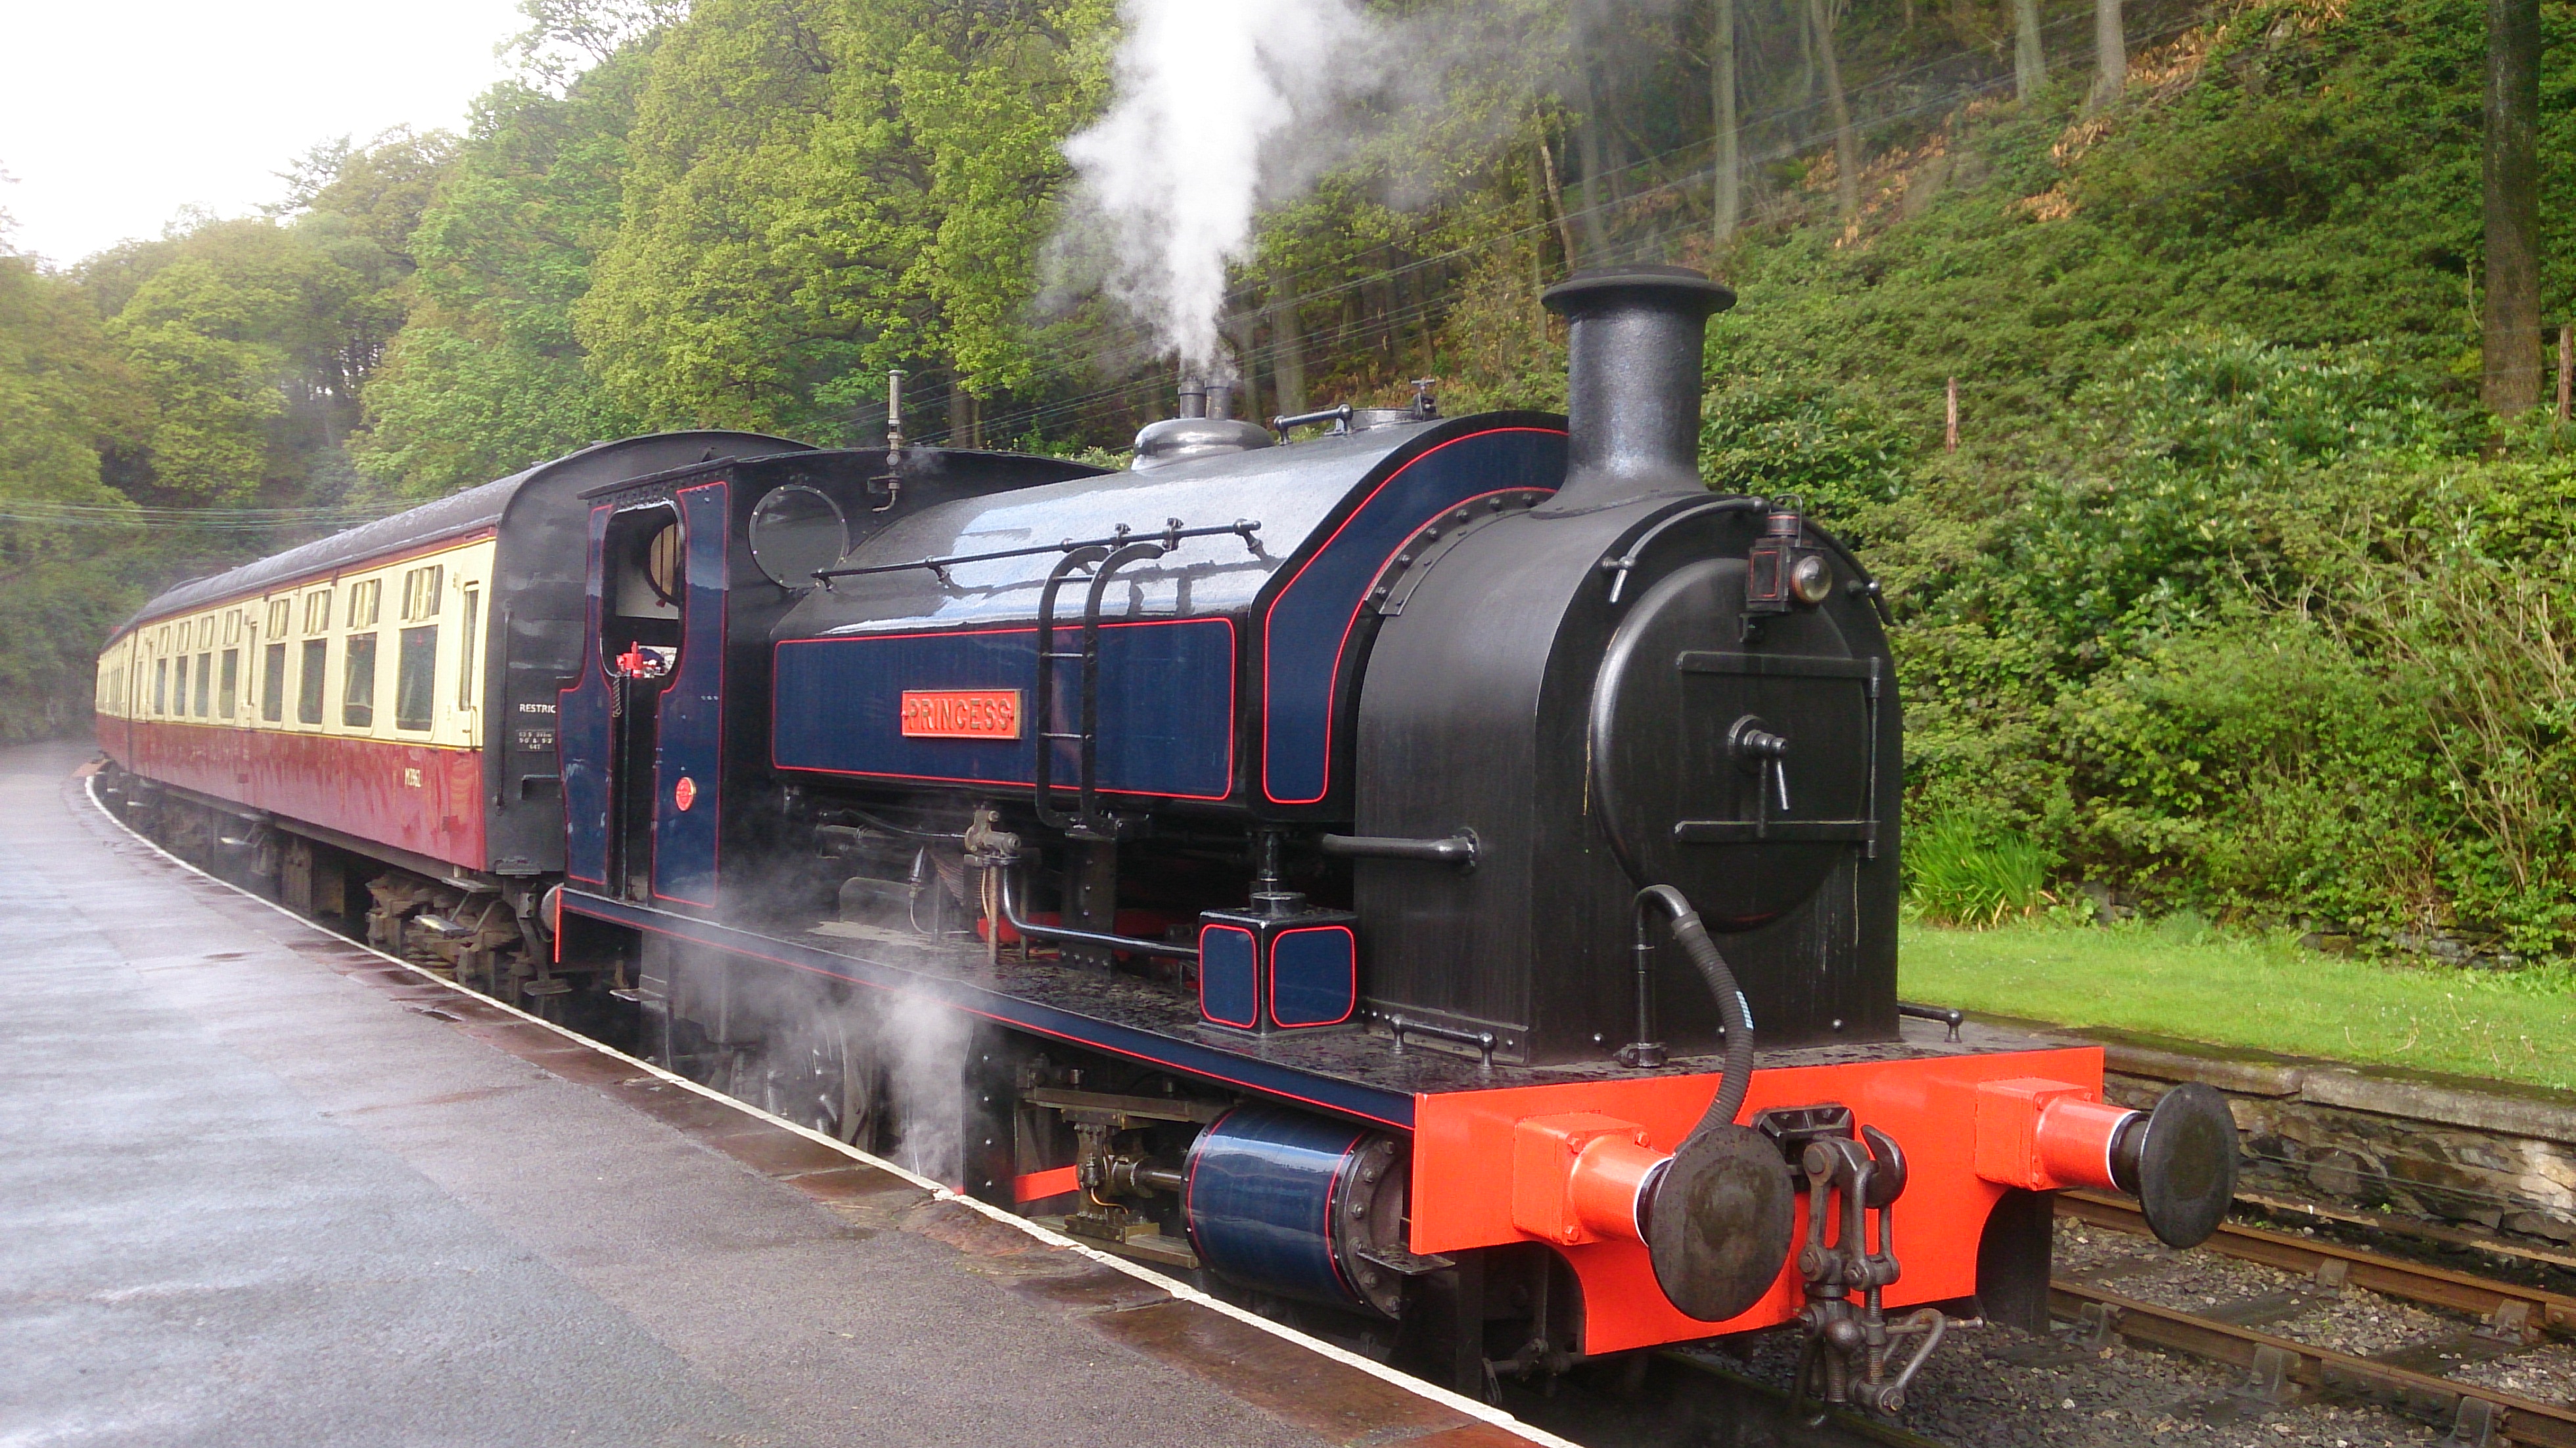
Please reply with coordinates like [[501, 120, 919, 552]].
[[151, 267, 2249, 1408]]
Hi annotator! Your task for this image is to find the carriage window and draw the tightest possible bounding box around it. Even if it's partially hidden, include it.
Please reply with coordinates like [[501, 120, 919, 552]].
[[219, 650, 239, 717], [402, 566, 443, 622], [298, 639, 327, 724], [304, 589, 333, 635], [748, 486, 848, 589], [457, 586, 479, 708], [348, 578, 381, 628], [193, 654, 212, 717], [153, 658, 168, 715], [396, 626, 437, 731], [342, 634, 377, 728], [262, 643, 286, 721], [267, 599, 291, 637]]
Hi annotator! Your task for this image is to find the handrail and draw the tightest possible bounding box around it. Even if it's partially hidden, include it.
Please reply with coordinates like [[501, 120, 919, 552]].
[[994, 865, 1199, 961], [1318, 832, 1479, 867], [814, 518, 1258, 586]]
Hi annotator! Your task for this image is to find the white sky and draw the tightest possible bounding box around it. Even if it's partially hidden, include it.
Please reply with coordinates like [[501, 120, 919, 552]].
[[0, 0, 530, 266]]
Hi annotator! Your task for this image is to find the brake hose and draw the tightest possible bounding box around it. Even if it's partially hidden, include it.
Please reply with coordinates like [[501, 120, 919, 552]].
[[1635, 884, 1754, 1133]]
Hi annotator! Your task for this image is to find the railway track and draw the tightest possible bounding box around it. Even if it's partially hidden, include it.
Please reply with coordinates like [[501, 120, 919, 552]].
[[2050, 1192, 2576, 1446]]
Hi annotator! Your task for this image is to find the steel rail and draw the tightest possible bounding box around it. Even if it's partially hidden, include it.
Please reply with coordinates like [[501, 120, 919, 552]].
[[2059, 1190, 2576, 1337], [2046, 1280, 2576, 1447], [2234, 1188, 2576, 1275]]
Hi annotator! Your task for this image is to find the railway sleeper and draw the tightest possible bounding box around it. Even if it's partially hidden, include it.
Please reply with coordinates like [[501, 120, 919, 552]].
[[2051, 1282, 2576, 1447]]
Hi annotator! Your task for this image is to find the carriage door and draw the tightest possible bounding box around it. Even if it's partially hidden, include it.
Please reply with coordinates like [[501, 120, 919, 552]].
[[596, 502, 685, 901]]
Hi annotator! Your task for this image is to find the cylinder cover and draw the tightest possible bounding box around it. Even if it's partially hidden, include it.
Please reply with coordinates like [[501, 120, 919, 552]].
[[1184, 1107, 1408, 1317]]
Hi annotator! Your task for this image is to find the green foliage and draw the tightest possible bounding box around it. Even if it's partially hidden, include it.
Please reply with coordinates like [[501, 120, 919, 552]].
[[353, 62, 653, 495], [575, 0, 1113, 438], [1904, 817, 2057, 928], [1698, 375, 1913, 529], [0, 255, 152, 740]]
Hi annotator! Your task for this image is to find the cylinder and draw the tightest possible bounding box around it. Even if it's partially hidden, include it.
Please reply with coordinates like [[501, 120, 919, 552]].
[[1538, 266, 1736, 511], [2033, 1095, 2144, 1193], [1183, 1106, 1402, 1315], [1567, 1133, 1665, 1243]]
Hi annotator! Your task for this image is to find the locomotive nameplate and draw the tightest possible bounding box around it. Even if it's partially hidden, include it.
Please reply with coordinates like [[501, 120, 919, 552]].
[[900, 689, 1022, 740]]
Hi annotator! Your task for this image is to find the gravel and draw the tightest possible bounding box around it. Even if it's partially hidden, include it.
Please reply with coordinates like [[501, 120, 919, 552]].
[[1658, 1217, 2576, 1448]]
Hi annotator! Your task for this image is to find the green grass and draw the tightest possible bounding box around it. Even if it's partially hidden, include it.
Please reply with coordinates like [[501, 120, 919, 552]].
[[1898, 916, 2576, 1093]]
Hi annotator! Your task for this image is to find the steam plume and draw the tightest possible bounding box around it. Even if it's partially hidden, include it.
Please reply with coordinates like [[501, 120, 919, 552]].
[[1061, 0, 1385, 376]]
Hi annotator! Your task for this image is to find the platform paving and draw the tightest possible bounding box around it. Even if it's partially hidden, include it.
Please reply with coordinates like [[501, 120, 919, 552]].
[[0, 741, 1548, 1448]]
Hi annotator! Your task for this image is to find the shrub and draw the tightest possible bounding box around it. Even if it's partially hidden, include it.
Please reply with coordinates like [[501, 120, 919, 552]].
[[1906, 817, 2058, 928]]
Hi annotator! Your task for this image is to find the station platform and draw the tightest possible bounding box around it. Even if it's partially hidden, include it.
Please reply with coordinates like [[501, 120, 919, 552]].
[[0, 740, 1559, 1448]]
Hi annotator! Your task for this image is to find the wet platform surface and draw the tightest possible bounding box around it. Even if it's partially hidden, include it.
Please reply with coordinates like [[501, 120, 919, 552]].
[[0, 741, 1552, 1448]]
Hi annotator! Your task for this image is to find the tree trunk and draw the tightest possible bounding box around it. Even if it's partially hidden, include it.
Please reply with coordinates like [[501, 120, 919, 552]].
[[1809, 0, 1860, 221], [1795, 0, 1816, 145], [2012, 0, 2047, 99], [1714, 0, 1741, 246], [2481, 0, 2542, 413], [1539, 135, 1581, 273], [1226, 314, 1261, 422], [1573, 45, 1612, 263], [2090, 0, 2125, 109], [1266, 268, 1306, 417]]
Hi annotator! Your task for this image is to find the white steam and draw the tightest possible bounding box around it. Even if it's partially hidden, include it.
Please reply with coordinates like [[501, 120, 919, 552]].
[[1061, 0, 1387, 376]]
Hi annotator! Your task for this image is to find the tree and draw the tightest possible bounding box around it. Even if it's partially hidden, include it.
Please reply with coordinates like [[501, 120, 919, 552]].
[[93, 220, 363, 501], [0, 254, 156, 740], [577, 0, 1111, 440], [1810, 0, 1859, 221], [1713, 0, 1741, 246], [2090, 0, 2125, 110], [2012, 0, 2047, 99], [354, 58, 655, 495], [2481, 0, 2542, 413]]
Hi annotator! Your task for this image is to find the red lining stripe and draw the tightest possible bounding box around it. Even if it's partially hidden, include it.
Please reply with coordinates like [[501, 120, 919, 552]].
[[770, 618, 1237, 802], [1197, 923, 1260, 1029], [651, 481, 727, 909], [1258, 430, 1563, 805], [1267, 923, 1357, 1028]]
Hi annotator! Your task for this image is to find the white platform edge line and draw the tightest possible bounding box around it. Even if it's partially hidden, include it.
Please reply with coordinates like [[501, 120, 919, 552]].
[[81, 772, 1580, 1448]]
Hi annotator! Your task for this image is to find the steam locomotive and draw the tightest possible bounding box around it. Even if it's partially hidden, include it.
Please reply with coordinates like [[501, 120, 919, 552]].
[[95, 267, 2236, 1410]]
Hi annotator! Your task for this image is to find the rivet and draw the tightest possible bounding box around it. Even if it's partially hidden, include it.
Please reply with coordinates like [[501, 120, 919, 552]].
[[1831, 1019, 1845, 1032]]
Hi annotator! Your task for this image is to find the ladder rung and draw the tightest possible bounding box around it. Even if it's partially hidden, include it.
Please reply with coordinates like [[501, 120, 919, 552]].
[[1042, 651, 1086, 660], [1040, 731, 1088, 740]]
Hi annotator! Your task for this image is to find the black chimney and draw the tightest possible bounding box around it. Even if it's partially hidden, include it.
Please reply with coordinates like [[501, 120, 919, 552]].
[[1537, 265, 1736, 512]]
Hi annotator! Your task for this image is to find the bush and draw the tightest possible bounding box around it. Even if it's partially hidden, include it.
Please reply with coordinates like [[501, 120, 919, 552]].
[[1698, 375, 1917, 533], [1906, 817, 2058, 928]]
